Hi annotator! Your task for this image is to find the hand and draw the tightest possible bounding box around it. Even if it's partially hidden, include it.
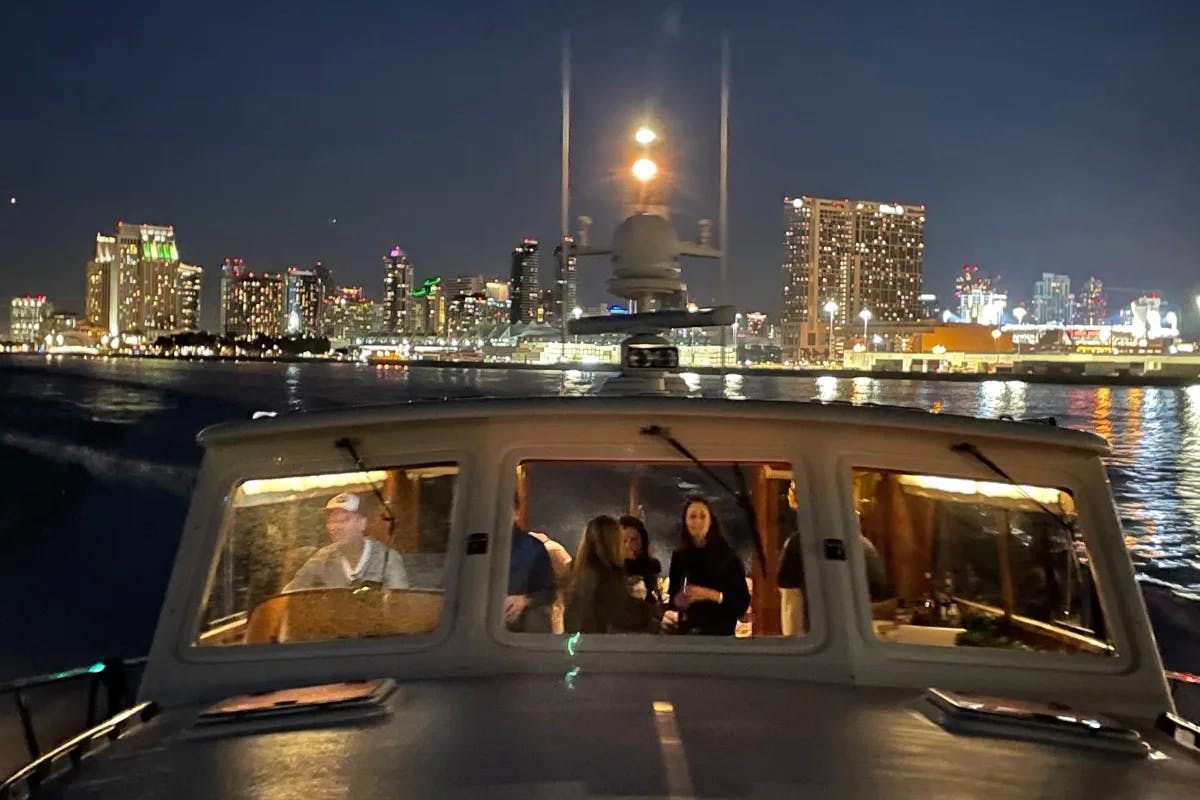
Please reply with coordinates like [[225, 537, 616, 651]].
[[683, 583, 721, 604], [504, 594, 529, 624], [660, 610, 679, 632]]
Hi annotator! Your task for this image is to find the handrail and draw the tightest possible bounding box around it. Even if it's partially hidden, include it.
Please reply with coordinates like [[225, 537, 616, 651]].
[[1, 656, 146, 762]]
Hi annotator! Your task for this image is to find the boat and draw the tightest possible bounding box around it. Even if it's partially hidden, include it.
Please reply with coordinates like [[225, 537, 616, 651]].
[[4, 45, 1198, 800]]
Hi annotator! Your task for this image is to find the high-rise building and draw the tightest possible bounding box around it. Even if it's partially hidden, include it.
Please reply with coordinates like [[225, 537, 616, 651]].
[[324, 286, 377, 341], [1033, 273, 1072, 325], [85, 234, 118, 333], [220, 260, 285, 338], [409, 277, 445, 336], [553, 235, 578, 325], [115, 222, 180, 335], [175, 263, 202, 332], [444, 275, 486, 299], [485, 280, 510, 304], [742, 311, 768, 338], [382, 247, 413, 334], [509, 238, 540, 324], [9, 296, 52, 344], [780, 197, 924, 358], [954, 266, 1007, 325], [1076, 277, 1107, 325], [446, 293, 489, 339], [285, 267, 326, 336]]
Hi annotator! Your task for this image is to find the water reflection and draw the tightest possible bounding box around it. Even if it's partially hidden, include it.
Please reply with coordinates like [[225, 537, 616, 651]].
[[722, 373, 745, 400], [815, 375, 839, 402]]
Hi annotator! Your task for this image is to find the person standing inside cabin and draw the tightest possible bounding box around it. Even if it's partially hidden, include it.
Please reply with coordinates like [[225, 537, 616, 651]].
[[666, 496, 750, 635], [283, 493, 409, 592], [619, 515, 662, 605], [564, 515, 662, 634], [529, 531, 572, 634], [507, 498, 556, 632]]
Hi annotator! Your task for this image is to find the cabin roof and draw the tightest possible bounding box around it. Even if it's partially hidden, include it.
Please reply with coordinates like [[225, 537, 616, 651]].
[[197, 396, 1109, 455]]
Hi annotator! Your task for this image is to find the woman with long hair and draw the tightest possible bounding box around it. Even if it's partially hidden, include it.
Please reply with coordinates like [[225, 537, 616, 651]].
[[564, 515, 661, 634], [666, 496, 750, 635], [618, 514, 662, 604]]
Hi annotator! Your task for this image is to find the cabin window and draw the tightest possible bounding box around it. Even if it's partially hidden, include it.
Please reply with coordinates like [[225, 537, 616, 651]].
[[195, 464, 456, 647], [852, 468, 1115, 656], [508, 460, 807, 639]]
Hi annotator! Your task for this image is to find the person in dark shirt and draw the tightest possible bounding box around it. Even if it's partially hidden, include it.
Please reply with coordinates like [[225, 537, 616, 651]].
[[619, 515, 662, 605], [666, 496, 750, 635], [508, 524, 556, 632], [565, 516, 661, 634]]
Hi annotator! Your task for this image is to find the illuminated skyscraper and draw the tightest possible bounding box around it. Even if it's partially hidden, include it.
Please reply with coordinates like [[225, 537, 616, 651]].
[[85, 234, 118, 333], [220, 259, 285, 338], [9, 296, 52, 344], [1033, 273, 1072, 325], [382, 247, 413, 334], [954, 266, 1007, 325], [552, 235, 578, 325], [509, 238, 540, 324], [780, 197, 924, 358], [324, 286, 377, 341], [285, 267, 326, 336], [175, 263, 203, 332], [1076, 276, 1107, 325], [409, 277, 445, 336], [115, 222, 180, 335]]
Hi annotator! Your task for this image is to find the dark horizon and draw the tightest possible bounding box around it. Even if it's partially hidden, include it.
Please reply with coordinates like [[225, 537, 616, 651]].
[[2, 1, 1198, 331]]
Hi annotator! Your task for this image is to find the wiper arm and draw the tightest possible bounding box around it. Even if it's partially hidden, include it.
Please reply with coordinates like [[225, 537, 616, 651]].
[[950, 441, 1074, 531], [641, 425, 767, 567]]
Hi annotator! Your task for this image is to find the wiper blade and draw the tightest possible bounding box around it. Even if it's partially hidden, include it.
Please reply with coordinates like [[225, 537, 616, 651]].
[[641, 425, 767, 567]]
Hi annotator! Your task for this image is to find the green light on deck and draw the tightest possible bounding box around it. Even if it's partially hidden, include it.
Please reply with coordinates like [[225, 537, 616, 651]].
[[566, 632, 580, 657], [87, 662, 106, 674]]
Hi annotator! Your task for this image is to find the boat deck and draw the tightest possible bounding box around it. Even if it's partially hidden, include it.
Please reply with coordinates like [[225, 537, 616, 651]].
[[32, 675, 1198, 799]]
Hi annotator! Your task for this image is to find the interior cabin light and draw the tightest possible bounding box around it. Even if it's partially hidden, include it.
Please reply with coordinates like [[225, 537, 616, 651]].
[[625, 344, 678, 370], [240, 470, 390, 498], [897, 474, 1064, 507]]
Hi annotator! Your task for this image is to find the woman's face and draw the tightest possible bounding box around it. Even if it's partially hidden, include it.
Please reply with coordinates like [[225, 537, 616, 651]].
[[620, 526, 642, 561], [684, 502, 711, 546]]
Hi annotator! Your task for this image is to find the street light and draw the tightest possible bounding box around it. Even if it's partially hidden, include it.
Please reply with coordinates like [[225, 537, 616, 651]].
[[824, 300, 838, 364], [859, 308, 872, 343], [635, 126, 657, 145], [991, 328, 1002, 354]]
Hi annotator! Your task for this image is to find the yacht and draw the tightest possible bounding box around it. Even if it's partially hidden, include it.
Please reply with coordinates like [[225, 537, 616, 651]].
[[3, 55, 1198, 800]]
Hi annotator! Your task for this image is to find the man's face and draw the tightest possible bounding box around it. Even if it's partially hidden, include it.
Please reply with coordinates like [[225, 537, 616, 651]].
[[324, 508, 367, 545]]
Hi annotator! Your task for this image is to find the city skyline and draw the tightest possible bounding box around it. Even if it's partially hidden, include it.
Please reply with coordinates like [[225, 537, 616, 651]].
[[2, 2, 1198, 328]]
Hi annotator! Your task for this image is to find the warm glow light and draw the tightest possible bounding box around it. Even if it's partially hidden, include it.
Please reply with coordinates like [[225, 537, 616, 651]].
[[631, 158, 658, 182], [859, 308, 872, 322], [823, 300, 838, 314], [635, 126, 657, 145], [239, 470, 390, 499], [1013, 306, 1027, 324], [991, 329, 1002, 340], [897, 473, 1066, 507]]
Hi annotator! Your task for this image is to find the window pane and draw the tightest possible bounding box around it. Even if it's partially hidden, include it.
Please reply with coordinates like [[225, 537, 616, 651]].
[[853, 468, 1114, 656], [195, 464, 456, 646], [509, 460, 803, 639]]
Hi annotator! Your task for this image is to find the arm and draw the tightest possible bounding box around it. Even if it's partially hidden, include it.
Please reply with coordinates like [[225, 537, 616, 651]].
[[718, 557, 751, 619], [383, 549, 410, 590], [666, 552, 683, 609], [595, 573, 659, 633], [282, 555, 323, 593], [525, 544, 556, 609]]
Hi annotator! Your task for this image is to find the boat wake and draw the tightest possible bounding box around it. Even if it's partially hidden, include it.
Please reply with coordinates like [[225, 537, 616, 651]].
[[0, 431, 197, 496]]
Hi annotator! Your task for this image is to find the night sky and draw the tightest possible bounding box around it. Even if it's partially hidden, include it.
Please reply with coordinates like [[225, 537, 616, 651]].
[[2, 0, 1198, 331]]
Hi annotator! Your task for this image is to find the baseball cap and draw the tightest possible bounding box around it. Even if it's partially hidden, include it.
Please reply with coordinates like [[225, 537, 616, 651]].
[[323, 492, 361, 513]]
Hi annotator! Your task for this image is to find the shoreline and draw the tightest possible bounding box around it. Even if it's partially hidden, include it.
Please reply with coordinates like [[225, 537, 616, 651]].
[[2, 352, 1197, 388]]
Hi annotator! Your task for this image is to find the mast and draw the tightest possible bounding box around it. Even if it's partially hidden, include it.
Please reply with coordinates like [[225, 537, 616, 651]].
[[719, 30, 730, 305], [560, 31, 571, 331]]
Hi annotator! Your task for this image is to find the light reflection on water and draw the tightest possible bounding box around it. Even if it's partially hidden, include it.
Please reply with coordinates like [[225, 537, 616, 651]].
[[2, 358, 1198, 595]]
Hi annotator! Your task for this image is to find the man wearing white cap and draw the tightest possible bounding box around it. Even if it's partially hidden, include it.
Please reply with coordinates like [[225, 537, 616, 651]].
[[283, 492, 410, 591]]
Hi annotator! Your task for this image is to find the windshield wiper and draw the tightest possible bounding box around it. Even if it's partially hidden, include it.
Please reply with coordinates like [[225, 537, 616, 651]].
[[640, 425, 766, 567]]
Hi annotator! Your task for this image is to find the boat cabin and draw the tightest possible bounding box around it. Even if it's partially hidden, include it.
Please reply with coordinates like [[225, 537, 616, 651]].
[[143, 397, 1168, 718]]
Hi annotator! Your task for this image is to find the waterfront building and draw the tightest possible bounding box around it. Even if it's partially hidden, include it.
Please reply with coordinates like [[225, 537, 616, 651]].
[[1076, 277, 1107, 325], [8, 295, 52, 344], [220, 259, 285, 338], [382, 247, 413, 335], [285, 267, 326, 336], [509, 238, 540, 324], [176, 263, 202, 332], [1033, 272, 1072, 324], [85, 234, 118, 333], [780, 196, 924, 359], [553, 235, 578, 326], [954, 266, 1007, 325], [324, 286, 377, 342], [114, 222, 180, 336]]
